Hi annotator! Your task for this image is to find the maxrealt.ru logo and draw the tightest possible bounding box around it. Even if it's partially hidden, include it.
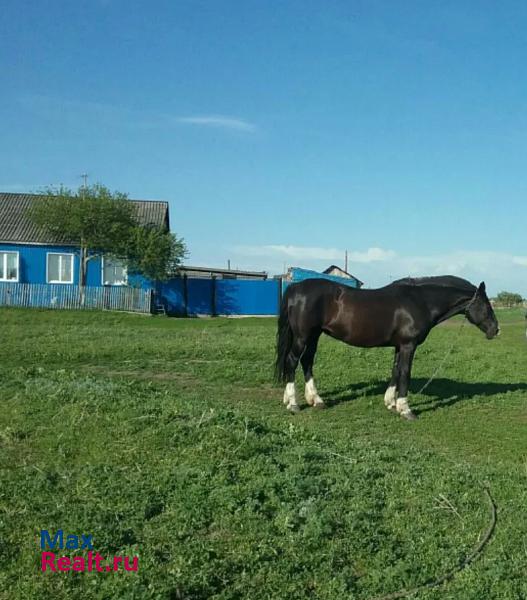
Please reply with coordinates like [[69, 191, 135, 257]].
[[40, 530, 138, 572]]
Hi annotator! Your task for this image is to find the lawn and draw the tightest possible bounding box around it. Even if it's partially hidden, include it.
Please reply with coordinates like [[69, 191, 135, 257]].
[[0, 307, 526, 599]]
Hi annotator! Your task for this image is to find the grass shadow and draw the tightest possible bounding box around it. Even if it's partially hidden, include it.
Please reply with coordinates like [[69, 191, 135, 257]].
[[411, 379, 527, 415], [321, 378, 527, 413], [321, 381, 386, 407]]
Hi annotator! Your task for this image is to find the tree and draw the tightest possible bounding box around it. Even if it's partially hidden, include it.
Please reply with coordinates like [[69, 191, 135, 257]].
[[126, 224, 187, 282], [29, 184, 187, 289], [495, 291, 524, 307]]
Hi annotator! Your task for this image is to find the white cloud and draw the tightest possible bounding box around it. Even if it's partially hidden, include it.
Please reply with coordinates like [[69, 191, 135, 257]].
[[176, 116, 256, 132], [241, 245, 342, 260], [227, 245, 527, 296], [512, 256, 527, 267], [348, 247, 396, 263], [19, 95, 257, 134], [235, 245, 395, 262], [0, 183, 38, 192], [0, 182, 78, 192]]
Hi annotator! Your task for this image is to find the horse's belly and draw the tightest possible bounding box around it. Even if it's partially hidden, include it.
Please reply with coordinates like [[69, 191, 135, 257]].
[[324, 321, 393, 347]]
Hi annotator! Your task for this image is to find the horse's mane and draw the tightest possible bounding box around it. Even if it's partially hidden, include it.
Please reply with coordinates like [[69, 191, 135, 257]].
[[392, 275, 476, 292]]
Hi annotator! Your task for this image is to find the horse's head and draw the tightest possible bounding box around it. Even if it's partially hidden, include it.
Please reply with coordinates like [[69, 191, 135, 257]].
[[466, 282, 500, 339]]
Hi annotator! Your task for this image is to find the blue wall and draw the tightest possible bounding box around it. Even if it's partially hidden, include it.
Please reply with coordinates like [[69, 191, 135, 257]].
[[0, 243, 97, 285], [0, 243, 151, 288]]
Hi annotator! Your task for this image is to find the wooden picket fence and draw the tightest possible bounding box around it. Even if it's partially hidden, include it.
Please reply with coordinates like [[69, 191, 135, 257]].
[[0, 283, 152, 314]]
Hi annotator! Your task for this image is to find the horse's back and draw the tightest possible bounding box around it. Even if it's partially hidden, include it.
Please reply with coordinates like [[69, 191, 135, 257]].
[[284, 278, 354, 314], [284, 278, 395, 306], [285, 278, 357, 297], [283, 278, 419, 347]]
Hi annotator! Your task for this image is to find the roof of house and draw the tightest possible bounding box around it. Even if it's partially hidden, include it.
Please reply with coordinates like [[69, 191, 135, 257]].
[[180, 265, 268, 279], [323, 264, 364, 285], [0, 192, 169, 245]]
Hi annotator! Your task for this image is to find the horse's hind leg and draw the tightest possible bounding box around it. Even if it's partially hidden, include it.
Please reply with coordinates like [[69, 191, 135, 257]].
[[283, 337, 306, 414], [301, 332, 325, 408]]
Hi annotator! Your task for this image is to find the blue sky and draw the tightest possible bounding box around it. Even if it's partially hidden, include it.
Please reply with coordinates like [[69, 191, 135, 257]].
[[1, 1, 526, 294]]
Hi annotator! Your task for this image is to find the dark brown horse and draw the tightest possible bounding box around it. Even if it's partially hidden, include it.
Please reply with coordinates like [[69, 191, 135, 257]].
[[275, 276, 499, 419]]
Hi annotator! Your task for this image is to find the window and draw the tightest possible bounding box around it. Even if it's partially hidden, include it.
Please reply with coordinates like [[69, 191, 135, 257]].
[[47, 253, 74, 284], [102, 257, 127, 286], [0, 251, 19, 281]]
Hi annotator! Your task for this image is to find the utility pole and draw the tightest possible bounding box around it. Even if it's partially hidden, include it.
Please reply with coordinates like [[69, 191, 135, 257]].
[[80, 173, 88, 199], [344, 250, 348, 273]]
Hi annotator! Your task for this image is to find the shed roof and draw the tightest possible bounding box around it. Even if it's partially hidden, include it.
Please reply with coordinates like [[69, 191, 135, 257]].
[[0, 192, 169, 245], [180, 265, 268, 279], [323, 264, 364, 285]]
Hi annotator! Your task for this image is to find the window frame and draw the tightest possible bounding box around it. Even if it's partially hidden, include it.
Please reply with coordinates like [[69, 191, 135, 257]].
[[101, 256, 128, 286], [46, 252, 75, 284], [0, 251, 20, 282]]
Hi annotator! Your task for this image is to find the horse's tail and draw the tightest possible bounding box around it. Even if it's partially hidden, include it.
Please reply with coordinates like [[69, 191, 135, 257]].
[[275, 288, 294, 383]]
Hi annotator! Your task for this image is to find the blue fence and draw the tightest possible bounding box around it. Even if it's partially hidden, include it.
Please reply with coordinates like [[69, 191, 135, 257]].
[[216, 279, 279, 316], [156, 269, 361, 317], [157, 277, 280, 316], [0, 282, 152, 313], [0, 269, 361, 317]]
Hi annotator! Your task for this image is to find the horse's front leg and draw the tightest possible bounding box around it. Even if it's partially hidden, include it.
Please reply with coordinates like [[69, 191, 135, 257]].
[[301, 333, 325, 409], [384, 348, 399, 411], [395, 343, 417, 421]]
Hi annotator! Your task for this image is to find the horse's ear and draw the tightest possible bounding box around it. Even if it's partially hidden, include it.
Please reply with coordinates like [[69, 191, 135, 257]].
[[478, 281, 486, 293]]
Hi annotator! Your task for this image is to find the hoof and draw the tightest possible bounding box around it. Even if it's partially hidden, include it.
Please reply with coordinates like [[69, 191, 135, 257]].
[[313, 401, 326, 410], [400, 410, 417, 421], [287, 404, 301, 414]]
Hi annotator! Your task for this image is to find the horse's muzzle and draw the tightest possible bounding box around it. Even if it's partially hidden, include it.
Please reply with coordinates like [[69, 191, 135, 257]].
[[486, 326, 500, 339]]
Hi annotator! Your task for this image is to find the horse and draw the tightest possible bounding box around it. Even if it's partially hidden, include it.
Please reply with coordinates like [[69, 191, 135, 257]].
[[275, 275, 499, 420]]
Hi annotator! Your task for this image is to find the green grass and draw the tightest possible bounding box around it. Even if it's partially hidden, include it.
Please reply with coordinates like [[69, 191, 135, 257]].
[[1, 307, 526, 599]]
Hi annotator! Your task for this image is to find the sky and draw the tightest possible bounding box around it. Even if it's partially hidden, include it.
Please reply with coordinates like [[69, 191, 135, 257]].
[[1, 0, 526, 295]]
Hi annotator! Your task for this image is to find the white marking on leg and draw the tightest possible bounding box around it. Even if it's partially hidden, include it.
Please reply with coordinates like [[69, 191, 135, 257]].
[[384, 385, 397, 410], [305, 378, 325, 407], [396, 397, 413, 418], [283, 382, 299, 411]]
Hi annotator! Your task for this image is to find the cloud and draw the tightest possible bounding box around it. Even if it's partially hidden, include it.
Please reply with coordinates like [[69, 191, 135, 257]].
[[349, 247, 397, 263], [19, 95, 257, 134], [0, 182, 78, 192], [512, 256, 527, 267], [0, 183, 38, 192], [176, 116, 256, 133], [227, 245, 527, 295], [239, 245, 343, 261], [235, 245, 395, 262]]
